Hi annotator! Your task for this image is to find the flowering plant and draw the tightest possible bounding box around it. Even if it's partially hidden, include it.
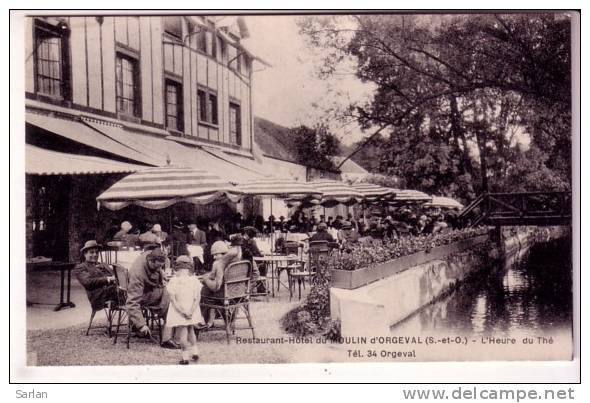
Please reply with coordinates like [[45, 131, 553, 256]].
[[328, 227, 488, 272]]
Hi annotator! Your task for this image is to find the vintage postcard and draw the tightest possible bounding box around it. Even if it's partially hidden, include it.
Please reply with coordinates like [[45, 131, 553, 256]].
[[11, 9, 579, 382]]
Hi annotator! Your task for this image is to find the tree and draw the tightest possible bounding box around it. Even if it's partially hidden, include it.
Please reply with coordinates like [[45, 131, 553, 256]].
[[291, 124, 341, 171], [299, 13, 572, 199]]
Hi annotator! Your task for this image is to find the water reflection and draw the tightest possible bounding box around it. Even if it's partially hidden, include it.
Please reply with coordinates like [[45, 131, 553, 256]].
[[393, 237, 572, 337]]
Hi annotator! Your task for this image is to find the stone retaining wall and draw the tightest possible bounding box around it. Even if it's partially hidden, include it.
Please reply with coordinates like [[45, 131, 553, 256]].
[[330, 226, 570, 338]]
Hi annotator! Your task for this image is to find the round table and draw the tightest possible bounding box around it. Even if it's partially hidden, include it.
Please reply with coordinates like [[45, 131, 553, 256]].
[[253, 254, 300, 297]]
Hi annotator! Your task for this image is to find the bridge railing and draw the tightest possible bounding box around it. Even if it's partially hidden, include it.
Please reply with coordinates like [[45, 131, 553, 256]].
[[458, 191, 572, 227]]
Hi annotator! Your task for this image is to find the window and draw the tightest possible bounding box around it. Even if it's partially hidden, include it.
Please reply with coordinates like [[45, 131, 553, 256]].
[[115, 53, 140, 117], [34, 20, 70, 99], [195, 28, 216, 57], [197, 88, 218, 126], [229, 103, 241, 146], [208, 93, 218, 125], [163, 16, 183, 39], [165, 80, 183, 132], [197, 89, 207, 122]]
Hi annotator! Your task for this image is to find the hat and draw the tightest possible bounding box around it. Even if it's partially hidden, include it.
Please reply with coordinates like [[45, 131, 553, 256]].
[[174, 255, 193, 270], [341, 220, 352, 229], [173, 219, 184, 229], [243, 226, 258, 238], [318, 222, 328, 230], [175, 255, 192, 264], [121, 221, 132, 231], [211, 241, 229, 255], [80, 240, 102, 253], [230, 234, 244, 246], [147, 248, 167, 262], [152, 224, 162, 232]]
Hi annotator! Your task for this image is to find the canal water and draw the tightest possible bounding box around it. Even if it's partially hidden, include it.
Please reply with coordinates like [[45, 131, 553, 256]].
[[391, 236, 573, 360]]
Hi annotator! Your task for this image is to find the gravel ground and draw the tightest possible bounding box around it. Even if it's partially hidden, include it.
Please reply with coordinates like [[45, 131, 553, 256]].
[[26, 270, 342, 366]]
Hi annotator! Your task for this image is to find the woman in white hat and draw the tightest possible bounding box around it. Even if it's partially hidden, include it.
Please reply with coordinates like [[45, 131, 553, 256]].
[[197, 240, 240, 329]]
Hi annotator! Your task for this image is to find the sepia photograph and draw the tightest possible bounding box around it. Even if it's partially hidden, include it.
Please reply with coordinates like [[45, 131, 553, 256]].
[[12, 9, 578, 379]]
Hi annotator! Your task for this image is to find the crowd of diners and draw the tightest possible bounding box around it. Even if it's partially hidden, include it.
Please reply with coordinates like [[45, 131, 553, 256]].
[[74, 204, 461, 364]]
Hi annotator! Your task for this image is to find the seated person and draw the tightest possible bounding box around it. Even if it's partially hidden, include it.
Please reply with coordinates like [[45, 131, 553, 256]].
[[75, 240, 123, 311], [412, 215, 431, 236], [168, 220, 189, 257], [310, 222, 336, 243], [242, 227, 266, 293], [431, 214, 449, 234], [337, 221, 360, 247], [139, 225, 160, 246], [113, 221, 133, 242], [198, 241, 241, 328], [127, 248, 178, 349], [382, 216, 399, 241]]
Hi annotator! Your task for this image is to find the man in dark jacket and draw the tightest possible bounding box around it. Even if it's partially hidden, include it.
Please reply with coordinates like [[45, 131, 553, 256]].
[[310, 222, 336, 243], [188, 222, 207, 246], [75, 240, 123, 311]]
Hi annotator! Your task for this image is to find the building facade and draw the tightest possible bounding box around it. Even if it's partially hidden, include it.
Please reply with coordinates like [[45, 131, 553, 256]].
[[25, 15, 255, 151], [24, 15, 265, 262]]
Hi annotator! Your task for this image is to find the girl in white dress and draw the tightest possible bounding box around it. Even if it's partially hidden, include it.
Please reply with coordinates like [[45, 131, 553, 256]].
[[166, 255, 203, 364]]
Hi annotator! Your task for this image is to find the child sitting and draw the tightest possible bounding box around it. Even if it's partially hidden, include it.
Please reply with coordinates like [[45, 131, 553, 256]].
[[166, 255, 202, 365]]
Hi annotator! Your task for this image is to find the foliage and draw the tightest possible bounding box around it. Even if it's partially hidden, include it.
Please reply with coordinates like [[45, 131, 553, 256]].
[[299, 13, 572, 199], [281, 252, 337, 337], [357, 172, 402, 188], [291, 124, 341, 172], [327, 227, 488, 272]]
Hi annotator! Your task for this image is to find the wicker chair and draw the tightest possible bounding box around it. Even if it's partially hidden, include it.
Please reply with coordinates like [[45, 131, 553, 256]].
[[198, 260, 255, 344], [85, 299, 118, 337]]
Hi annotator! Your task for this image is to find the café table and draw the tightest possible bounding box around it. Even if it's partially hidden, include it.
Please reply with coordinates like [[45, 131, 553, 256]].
[[253, 254, 299, 297], [26, 260, 76, 311]]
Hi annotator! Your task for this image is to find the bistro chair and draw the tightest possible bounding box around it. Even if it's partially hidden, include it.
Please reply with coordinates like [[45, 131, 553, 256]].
[[307, 240, 332, 277], [285, 243, 310, 301], [111, 265, 163, 348], [197, 260, 255, 344], [249, 260, 270, 300], [274, 241, 300, 293]]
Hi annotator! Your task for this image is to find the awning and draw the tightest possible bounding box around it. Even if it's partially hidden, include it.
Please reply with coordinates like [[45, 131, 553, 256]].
[[351, 183, 396, 201], [26, 144, 147, 175], [424, 196, 464, 210], [309, 180, 364, 206], [198, 146, 270, 179], [84, 119, 266, 182], [96, 166, 242, 210], [392, 189, 432, 203], [235, 178, 322, 199], [26, 112, 157, 166]]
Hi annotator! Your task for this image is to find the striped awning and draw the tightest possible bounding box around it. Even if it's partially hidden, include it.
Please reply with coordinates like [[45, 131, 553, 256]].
[[424, 196, 464, 210], [392, 189, 432, 203], [309, 180, 364, 206], [26, 144, 147, 175], [235, 178, 322, 199], [96, 166, 242, 210], [351, 183, 396, 201]]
